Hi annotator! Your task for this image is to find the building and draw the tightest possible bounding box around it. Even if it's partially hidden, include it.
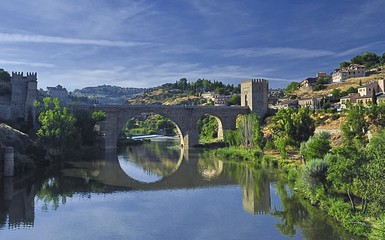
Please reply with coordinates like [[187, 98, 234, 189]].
[[275, 99, 299, 109], [316, 72, 327, 78], [47, 85, 70, 104], [298, 97, 321, 109], [340, 93, 360, 109], [300, 77, 317, 89], [0, 72, 38, 122], [332, 64, 365, 83], [241, 79, 268, 117], [214, 95, 230, 106]]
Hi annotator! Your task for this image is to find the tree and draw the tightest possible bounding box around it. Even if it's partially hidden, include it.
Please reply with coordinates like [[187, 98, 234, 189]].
[[285, 82, 300, 94], [228, 94, 241, 105], [0, 68, 11, 81], [74, 110, 106, 145], [339, 61, 350, 68], [351, 52, 381, 68], [365, 129, 385, 215], [300, 132, 331, 163], [302, 159, 329, 193], [341, 105, 368, 143], [326, 141, 369, 211], [34, 97, 76, 151], [237, 114, 263, 150]]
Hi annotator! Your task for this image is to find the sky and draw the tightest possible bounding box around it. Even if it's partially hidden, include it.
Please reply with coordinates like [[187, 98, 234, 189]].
[[0, 0, 385, 91]]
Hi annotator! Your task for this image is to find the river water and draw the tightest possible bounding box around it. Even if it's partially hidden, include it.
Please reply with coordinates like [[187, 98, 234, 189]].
[[0, 137, 359, 240]]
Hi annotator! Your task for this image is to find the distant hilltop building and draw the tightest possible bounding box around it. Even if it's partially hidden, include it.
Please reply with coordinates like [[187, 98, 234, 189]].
[[332, 64, 365, 83], [47, 85, 70, 104], [0, 72, 38, 123]]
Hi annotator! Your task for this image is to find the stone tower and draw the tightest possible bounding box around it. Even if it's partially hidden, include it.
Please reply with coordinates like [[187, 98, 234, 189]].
[[10, 72, 38, 121], [241, 79, 268, 117]]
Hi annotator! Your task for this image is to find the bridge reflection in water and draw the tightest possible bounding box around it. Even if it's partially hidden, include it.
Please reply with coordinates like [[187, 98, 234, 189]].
[[0, 142, 274, 229]]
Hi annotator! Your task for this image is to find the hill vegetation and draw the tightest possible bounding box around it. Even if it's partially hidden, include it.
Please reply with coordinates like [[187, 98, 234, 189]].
[[71, 84, 144, 104], [128, 78, 240, 105]]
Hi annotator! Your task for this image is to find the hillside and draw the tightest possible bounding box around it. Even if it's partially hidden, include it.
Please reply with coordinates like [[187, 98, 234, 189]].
[[72, 85, 145, 104], [128, 88, 203, 105], [294, 65, 385, 99]]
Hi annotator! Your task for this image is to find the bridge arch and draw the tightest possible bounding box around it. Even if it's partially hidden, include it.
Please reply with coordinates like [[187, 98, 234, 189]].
[[116, 110, 184, 147], [74, 105, 249, 149]]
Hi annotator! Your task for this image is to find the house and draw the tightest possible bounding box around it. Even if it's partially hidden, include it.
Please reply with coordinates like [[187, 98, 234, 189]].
[[356, 95, 373, 106], [300, 77, 317, 89], [47, 85, 70, 104], [340, 93, 360, 109], [276, 99, 298, 109], [357, 81, 381, 97], [298, 97, 321, 109], [316, 72, 327, 78], [377, 94, 385, 104], [332, 64, 365, 83], [214, 95, 230, 106]]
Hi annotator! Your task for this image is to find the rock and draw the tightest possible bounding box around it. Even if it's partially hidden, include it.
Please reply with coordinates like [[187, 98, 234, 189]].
[[0, 123, 35, 153]]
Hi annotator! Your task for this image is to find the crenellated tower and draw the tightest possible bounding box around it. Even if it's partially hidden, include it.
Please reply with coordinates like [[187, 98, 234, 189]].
[[241, 79, 268, 118], [10, 72, 38, 121]]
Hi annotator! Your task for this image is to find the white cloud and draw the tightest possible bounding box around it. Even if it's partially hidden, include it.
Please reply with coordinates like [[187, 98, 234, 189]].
[[0, 60, 54, 68], [220, 47, 335, 59], [0, 33, 151, 47]]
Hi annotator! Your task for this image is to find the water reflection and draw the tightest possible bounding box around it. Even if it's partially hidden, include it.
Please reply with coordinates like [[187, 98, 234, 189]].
[[117, 138, 182, 183], [0, 141, 359, 239]]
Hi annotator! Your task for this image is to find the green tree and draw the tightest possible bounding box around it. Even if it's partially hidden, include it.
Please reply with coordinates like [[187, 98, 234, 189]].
[[351, 52, 381, 68], [339, 61, 350, 68], [285, 82, 301, 94], [34, 97, 76, 151], [341, 105, 368, 143], [365, 129, 385, 215], [0, 68, 11, 81], [326, 142, 368, 211], [228, 94, 241, 105], [300, 131, 331, 163], [237, 114, 263, 150], [302, 159, 329, 193], [74, 110, 106, 145]]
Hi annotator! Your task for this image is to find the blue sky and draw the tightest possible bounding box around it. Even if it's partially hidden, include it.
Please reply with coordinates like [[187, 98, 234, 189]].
[[0, 0, 385, 91]]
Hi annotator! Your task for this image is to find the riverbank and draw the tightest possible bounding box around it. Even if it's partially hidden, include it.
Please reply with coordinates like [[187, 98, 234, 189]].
[[208, 146, 375, 238]]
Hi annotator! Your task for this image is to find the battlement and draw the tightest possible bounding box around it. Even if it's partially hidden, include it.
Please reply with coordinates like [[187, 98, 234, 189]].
[[242, 79, 268, 84], [12, 71, 37, 81]]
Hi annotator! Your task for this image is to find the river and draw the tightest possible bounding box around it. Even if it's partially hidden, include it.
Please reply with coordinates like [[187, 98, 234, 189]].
[[0, 137, 359, 239]]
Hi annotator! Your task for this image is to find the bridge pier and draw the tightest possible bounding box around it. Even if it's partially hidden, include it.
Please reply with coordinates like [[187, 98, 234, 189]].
[[182, 129, 199, 148]]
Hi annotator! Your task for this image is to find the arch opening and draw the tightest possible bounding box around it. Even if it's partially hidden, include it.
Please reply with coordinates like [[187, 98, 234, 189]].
[[118, 112, 183, 147], [196, 114, 224, 144]]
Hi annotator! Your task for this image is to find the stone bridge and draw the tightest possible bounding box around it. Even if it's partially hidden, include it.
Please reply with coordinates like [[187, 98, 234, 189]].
[[75, 105, 249, 149], [74, 78, 268, 149]]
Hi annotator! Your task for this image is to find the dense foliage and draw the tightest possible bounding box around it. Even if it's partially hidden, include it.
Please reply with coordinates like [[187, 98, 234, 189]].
[[339, 51, 385, 69], [225, 114, 263, 151], [151, 78, 240, 96], [295, 103, 385, 237], [34, 97, 77, 151], [270, 107, 315, 158], [34, 97, 106, 151]]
